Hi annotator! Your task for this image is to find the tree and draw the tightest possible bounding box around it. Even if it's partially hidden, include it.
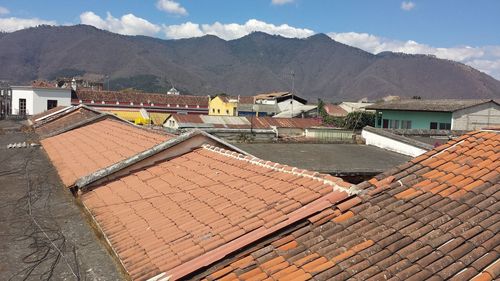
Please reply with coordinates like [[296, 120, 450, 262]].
[[344, 111, 375, 130]]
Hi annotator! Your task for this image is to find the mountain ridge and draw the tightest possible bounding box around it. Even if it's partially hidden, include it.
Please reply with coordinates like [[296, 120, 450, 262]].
[[0, 24, 499, 101]]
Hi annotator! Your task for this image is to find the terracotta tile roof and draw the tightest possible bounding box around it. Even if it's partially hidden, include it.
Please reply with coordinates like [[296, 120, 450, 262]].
[[35, 107, 102, 138], [192, 129, 500, 281], [75, 90, 210, 107], [41, 118, 170, 187], [238, 96, 256, 104], [324, 104, 348, 117], [80, 144, 355, 280], [31, 80, 57, 88]]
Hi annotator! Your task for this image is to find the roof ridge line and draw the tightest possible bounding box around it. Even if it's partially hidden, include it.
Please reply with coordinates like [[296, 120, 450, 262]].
[[201, 144, 359, 196], [75, 130, 250, 191]]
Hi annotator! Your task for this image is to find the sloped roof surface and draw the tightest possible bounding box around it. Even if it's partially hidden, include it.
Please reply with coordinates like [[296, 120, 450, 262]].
[[250, 117, 321, 129], [41, 118, 170, 187], [75, 90, 210, 107], [35, 107, 101, 137], [324, 104, 348, 117], [81, 145, 353, 280], [255, 92, 290, 100], [149, 112, 170, 125], [195, 130, 500, 281], [238, 96, 256, 104], [168, 114, 321, 129], [31, 105, 70, 122], [366, 99, 498, 112]]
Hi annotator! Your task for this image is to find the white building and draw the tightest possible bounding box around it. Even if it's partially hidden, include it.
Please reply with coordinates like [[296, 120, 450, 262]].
[[11, 85, 71, 116], [254, 92, 308, 113]]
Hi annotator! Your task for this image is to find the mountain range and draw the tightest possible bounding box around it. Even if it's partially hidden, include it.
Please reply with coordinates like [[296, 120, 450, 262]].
[[0, 24, 499, 101]]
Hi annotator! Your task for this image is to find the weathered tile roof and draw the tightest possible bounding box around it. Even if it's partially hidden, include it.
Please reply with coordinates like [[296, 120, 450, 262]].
[[41, 118, 170, 187], [192, 129, 499, 281], [75, 90, 210, 107], [80, 144, 356, 280], [30, 105, 71, 122], [35, 106, 102, 138], [324, 104, 348, 117], [366, 99, 499, 112]]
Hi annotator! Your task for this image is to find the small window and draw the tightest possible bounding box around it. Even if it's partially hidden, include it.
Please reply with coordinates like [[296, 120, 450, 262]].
[[212, 109, 215, 113], [226, 109, 229, 114], [47, 100, 58, 110], [401, 120, 412, 129], [439, 123, 451, 130], [217, 109, 220, 114], [430, 122, 438, 130]]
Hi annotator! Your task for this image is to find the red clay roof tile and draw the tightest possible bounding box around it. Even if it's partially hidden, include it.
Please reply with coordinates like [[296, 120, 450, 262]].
[[191, 130, 500, 281], [81, 144, 350, 280], [41, 118, 170, 187]]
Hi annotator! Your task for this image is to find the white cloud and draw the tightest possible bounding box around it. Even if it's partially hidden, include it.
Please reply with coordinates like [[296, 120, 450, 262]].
[[163, 19, 314, 40], [328, 32, 500, 79], [156, 0, 188, 16], [271, 0, 294, 5], [401, 1, 416, 11], [0, 17, 56, 32], [80, 11, 160, 36], [0, 6, 9, 15]]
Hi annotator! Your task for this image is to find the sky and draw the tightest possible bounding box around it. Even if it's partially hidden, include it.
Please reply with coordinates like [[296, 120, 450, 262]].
[[1, 0, 500, 79]]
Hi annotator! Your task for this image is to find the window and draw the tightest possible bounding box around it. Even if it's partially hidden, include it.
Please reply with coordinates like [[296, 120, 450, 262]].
[[47, 100, 58, 110], [226, 109, 229, 114], [217, 109, 220, 114], [391, 120, 399, 129], [382, 119, 389, 128], [439, 123, 451, 130], [430, 122, 438, 130], [212, 109, 215, 113], [19, 99, 26, 115], [401, 120, 412, 129]]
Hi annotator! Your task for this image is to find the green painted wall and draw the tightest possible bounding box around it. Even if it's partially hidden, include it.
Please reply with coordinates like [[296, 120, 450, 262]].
[[375, 110, 452, 129]]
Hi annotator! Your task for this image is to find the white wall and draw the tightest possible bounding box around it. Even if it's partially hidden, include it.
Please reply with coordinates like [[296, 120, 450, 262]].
[[277, 99, 305, 112], [33, 88, 71, 114], [11, 88, 35, 115], [11, 87, 71, 115], [362, 129, 428, 157], [452, 102, 500, 130], [163, 118, 179, 129]]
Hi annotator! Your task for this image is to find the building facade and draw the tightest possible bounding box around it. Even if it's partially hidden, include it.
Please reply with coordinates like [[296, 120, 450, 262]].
[[208, 96, 238, 116], [368, 99, 500, 130], [11, 86, 71, 116]]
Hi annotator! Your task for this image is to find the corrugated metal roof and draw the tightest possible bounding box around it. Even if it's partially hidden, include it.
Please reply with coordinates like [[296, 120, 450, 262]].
[[249, 117, 321, 129], [200, 115, 250, 125], [366, 99, 498, 112]]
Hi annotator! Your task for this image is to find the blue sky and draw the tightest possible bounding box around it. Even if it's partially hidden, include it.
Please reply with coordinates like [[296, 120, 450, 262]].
[[1, 0, 500, 78]]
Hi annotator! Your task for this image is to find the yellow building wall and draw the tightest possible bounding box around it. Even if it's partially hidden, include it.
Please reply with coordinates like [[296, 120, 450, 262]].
[[209, 96, 238, 116]]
